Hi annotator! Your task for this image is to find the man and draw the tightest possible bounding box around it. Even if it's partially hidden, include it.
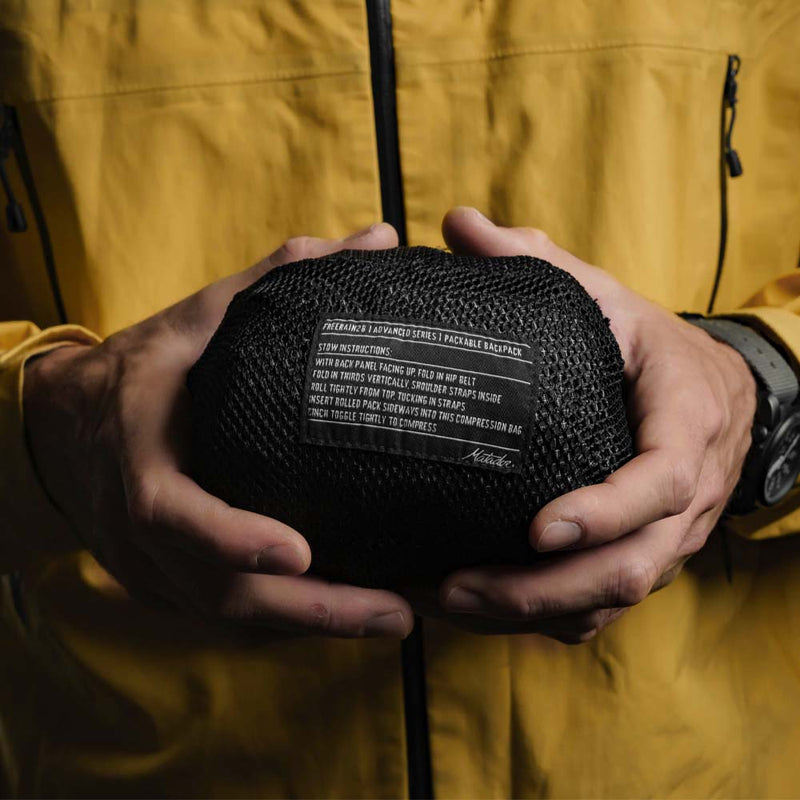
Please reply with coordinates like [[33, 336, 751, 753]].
[[2, 1, 800, 797]]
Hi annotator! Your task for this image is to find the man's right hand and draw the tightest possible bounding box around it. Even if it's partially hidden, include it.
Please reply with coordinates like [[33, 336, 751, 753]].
[[22, 224, 413, 639]]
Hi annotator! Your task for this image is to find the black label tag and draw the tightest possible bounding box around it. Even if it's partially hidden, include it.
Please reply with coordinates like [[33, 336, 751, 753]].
[[300, 315, 537, 473]]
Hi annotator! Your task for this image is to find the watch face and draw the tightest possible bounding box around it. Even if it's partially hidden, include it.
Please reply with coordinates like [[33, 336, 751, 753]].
[[762, 411, 800, 506]]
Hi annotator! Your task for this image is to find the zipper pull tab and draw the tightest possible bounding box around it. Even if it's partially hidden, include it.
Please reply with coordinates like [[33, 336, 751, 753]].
[[0, 111, 28, 232], [724, 55, 743, 178], [726, 148, 743, 178]]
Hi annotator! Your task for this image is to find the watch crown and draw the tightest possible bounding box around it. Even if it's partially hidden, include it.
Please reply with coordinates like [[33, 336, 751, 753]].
[[752, 423, 769, 444], [755, 393, 782, 429]]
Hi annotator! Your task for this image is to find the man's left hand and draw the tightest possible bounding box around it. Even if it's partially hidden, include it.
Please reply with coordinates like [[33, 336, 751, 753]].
[[436, 207, 757, 643]]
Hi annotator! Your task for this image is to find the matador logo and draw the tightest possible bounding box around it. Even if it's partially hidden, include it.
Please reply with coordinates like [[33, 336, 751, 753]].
[[460, 447, 513, 470]]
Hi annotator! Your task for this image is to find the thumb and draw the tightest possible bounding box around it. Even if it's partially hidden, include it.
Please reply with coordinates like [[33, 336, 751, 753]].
[[171, 222, 399, 352], [441, 206, 595, 285], [237, 221, 400, 296], [441, 206, 638, 367]]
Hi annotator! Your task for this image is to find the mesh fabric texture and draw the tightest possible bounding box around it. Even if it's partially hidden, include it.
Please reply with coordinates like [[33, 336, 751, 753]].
[[188, 247, 633, 589]]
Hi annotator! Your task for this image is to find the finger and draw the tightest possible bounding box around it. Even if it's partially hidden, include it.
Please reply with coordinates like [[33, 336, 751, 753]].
[[442, 207, 602, 289], [441, 207, 636, 365], [531, 445, 701, 553], [154, 547, 414, 638], [176, 223, 399, 335], [242, 222, 399, 288], [441, 514, 685, 621], [531, 365, 709, 551], [128, 468, 312, 575], [120, 368, 311, 575]]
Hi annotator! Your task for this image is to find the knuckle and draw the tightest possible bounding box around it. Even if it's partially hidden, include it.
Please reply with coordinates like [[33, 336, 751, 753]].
[[280, 236, 314, 263], [666, 459, 697, 515], [523, 227, 551, 251], [522, 591, 563, 620], [704, 478, 729, 511], [610, 559, 657, 607], [605, 485, 629, 534], [127, 476, 160, 528], [499, 588, 538, 619], [305, 602, 333, 634], [492, 585, 549, 620], [703, 401, 725, 441]]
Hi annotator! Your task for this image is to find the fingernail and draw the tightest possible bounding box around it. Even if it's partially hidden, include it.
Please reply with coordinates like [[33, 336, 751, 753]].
[[344, 223, 378, 241], [445, 586, 485, 614], [363, 611, 408, 638], [537, 521, 582, 552], [256, 544, 303, 573]]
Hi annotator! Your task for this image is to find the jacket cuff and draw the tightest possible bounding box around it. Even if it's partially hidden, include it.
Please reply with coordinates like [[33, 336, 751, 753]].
[[0, 324, 102, 571], [713, 306, 800, 540]]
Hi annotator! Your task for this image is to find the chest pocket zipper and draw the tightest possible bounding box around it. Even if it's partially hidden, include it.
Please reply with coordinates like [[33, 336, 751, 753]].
[[0, 114, 28, 232], [723, 55, 743, 179], [0, 104, 68, 325], [708, 54, 744, 314]]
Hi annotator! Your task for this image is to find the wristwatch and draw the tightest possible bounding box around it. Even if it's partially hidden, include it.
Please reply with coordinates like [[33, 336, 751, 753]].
[[682, 315, 800, 514]]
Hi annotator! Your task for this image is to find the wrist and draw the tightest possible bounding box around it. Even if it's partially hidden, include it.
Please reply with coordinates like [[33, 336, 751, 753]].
[[681, 314, 800, 513], [717, 337, 758, 422], [23, 344, 99, 541]]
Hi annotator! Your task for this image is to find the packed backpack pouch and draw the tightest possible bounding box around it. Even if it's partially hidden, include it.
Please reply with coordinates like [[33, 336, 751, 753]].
[[188, 247, 633, 589]]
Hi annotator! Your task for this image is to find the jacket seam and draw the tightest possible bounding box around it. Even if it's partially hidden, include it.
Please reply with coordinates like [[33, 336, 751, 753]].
[[396, 39, 745, 70], [3, 64, 369, 106]]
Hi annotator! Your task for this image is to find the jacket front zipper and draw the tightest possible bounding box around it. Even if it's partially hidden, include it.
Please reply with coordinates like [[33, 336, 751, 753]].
[[364, 3, 434, 799], [707, 54, 744, 314]]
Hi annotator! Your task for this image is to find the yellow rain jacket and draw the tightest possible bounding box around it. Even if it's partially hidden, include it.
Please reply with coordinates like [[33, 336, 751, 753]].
[[2, 1, 800, 797]]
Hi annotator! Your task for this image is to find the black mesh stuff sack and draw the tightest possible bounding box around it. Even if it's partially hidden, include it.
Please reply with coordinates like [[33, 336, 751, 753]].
[[188, 247, 633, 589]]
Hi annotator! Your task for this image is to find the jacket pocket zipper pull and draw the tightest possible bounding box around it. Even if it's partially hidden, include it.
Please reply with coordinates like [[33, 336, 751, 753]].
[[724, 55, 743, 178], [0, 111, 28, 232]]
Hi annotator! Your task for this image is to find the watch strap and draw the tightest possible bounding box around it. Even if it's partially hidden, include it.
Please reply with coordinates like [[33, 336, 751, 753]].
[[683, 316, 798, 406]]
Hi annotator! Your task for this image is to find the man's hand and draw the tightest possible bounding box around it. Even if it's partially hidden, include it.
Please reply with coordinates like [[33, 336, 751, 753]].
[[437, 207, 756, 643], [24, 224, 413, 639]]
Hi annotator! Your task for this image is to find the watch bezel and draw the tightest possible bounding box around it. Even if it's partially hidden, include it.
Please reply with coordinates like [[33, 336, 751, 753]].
[[758, 408, 800, 507]]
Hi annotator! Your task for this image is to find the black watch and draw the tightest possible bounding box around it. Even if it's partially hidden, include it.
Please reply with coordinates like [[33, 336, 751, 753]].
[[682, 314, 800, 515]]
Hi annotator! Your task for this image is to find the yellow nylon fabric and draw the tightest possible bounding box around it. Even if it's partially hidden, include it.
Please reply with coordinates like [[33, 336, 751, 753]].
[[0, 324, 101, 571], [1, 1, 800, 796]]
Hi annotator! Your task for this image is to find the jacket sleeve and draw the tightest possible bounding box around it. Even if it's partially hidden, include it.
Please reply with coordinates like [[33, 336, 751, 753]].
[[718, 272, 800, 540], [0, 321, 101, 573]]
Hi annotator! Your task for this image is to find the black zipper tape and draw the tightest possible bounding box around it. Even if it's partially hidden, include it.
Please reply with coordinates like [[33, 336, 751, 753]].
[[400, 622, 434, 800], [364, 2, 433, 797], [366, 0, 408, 245]]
